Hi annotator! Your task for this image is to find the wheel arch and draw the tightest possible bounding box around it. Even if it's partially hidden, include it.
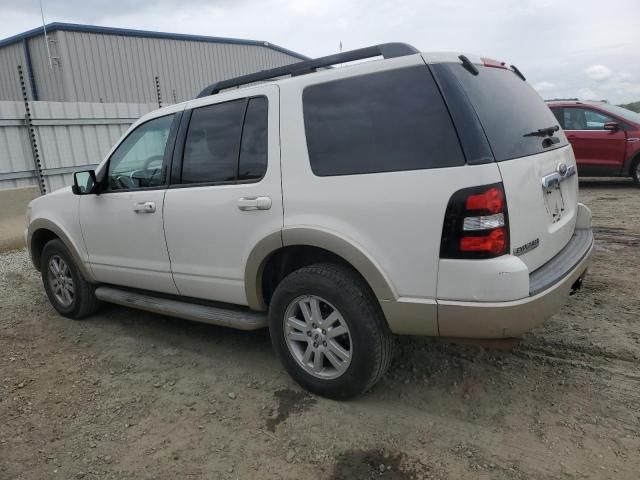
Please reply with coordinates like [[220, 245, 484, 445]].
[[27, 218, 94, 282], [244, 227, 397, 311], [628, 151, 640, 178]]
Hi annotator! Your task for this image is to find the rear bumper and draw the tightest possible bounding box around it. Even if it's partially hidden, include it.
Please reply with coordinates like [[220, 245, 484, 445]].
[[382, 225, 593, 338], [437, 228, 593, 338]]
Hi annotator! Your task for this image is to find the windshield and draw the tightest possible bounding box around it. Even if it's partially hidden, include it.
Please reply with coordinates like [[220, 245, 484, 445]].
[[597, 104, 640, 124], [432, 63, 569, 162]]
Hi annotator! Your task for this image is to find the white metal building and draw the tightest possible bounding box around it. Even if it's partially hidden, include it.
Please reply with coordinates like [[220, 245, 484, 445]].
[[0, 23, 307, 104]]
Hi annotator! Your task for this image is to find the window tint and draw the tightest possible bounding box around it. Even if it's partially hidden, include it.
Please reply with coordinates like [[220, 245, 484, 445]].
[[182, 99, 245, 184], [584, 109, 615, 130], [433, 64, 568, 161], [107, 114, 174, 191], [303, 65, 464, 176], [562, 108, 616, 131], [551, 107, 564, 128], [238, 97, 268, 180]]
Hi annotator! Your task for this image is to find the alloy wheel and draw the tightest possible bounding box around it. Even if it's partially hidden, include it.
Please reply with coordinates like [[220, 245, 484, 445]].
[[283, 295, 353, 380], [47, 255, 75, 307]]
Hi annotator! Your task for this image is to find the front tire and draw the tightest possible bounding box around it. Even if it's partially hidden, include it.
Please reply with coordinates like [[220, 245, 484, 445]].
[[268, 263, 394, 400], [632, 157, 640, 186], [41, 239, 100, 319]]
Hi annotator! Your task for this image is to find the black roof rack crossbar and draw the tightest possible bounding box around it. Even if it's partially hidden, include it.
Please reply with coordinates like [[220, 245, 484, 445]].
[[196, 42, 419, 98]]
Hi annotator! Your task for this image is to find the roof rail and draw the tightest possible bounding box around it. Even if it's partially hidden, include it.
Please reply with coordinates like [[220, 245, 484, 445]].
[[196, 42, 419, 98]]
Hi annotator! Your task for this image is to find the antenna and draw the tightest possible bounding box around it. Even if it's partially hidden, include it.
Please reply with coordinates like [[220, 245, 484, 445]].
[[40, 0, 54, 69]]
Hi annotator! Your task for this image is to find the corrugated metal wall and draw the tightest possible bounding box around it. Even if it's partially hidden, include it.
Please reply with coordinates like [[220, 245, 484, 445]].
[[0, 42, 28, 101], [0, 101, 33, 188], [0, 29, 302, 103], [0, 100, 156, 191], [56, 31, 300, 103], [28, 31, 67, 102]]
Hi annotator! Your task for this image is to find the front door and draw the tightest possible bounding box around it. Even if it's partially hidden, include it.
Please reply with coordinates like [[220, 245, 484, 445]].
[[163, 86, 282, 305], [562, 107, 627, 173], [79, 112, 181, 294]]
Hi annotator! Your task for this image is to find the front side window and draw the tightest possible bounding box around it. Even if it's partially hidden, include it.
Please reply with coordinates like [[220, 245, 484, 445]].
[[563, 108, 615, 131], [584, 109, 615, 130], [303, 65, 465, 176], [107, 114, 174, 191]]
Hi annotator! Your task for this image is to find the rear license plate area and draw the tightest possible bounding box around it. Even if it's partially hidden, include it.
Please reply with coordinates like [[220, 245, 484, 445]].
[[543, 184, 565, 223]]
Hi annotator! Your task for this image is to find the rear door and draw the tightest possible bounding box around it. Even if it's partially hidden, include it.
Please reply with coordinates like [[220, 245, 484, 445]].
[[163, 86, 282, 305], [431, 62, 577, 272], [562, 107, 626, 173]]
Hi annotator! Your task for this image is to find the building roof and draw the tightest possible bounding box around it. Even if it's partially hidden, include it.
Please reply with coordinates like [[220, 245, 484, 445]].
[[0, 22, 310, 60]]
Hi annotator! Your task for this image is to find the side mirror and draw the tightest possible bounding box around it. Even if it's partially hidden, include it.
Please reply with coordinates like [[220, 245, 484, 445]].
[[72, 170, 97, 195], [603, 121, 619, 131]]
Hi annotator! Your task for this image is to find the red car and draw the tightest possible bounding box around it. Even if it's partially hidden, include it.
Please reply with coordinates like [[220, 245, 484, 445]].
[[547, 101, 640, 185]]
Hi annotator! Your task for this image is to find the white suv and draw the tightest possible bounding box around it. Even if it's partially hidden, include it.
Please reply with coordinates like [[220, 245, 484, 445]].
[[26, 44, 593, 399]]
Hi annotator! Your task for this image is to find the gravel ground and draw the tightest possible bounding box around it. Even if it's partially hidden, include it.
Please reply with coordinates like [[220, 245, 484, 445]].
[[1, 179, 639, 479]]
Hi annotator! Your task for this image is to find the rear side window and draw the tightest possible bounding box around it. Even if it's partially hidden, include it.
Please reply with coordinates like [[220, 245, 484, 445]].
[[551, 107, 564, 128], [432, 64, 569, 162], [239, 97, 268, 180], [303, 65, 464, 176], [181, 96, 268, 184], [182, 99, 244, 183]]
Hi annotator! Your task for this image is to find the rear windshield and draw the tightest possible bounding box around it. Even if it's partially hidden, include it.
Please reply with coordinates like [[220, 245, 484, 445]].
[[433, 64, 568, 162]]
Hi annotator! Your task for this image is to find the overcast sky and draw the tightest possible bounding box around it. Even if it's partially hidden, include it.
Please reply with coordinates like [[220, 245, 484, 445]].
[[1, 0, 639, 103]]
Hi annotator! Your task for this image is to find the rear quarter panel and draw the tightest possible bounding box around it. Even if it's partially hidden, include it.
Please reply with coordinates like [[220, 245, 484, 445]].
[[279, 56, 503, 300]]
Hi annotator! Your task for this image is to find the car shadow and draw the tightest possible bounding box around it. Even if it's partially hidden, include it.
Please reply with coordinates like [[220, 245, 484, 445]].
[[94, 302, 276, 360], [89, 303, 541, 406], [579, 178, 635, 189]]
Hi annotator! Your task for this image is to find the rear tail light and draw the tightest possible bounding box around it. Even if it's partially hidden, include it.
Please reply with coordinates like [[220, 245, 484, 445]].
[[440, 183, 509, 259]]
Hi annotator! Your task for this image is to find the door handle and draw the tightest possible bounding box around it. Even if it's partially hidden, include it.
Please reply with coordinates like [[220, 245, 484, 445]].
[[133, 201, 156, 213], [237, 196, 272, 211]]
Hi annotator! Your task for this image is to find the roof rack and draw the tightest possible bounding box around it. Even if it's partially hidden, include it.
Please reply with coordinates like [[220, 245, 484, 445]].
[[196, 42, 419, 98]]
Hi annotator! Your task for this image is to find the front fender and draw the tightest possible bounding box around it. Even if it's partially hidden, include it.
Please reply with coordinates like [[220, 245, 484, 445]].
[[27, 217, 95, 283]]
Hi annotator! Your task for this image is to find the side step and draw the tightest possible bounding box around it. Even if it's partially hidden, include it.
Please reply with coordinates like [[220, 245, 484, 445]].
[[94, 286, 268, 331]]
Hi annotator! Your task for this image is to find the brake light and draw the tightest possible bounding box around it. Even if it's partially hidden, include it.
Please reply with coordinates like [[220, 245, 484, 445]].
[[465, 187, 504, 214], [481, 57, 507, 69], [440, 183, 509, 259]]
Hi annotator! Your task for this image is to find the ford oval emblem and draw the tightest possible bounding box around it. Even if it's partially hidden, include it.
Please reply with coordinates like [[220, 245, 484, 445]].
[[557, 163, 568, 176]]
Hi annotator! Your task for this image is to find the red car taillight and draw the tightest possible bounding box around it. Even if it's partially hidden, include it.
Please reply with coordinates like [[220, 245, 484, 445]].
[[440, 183, 509, 259]]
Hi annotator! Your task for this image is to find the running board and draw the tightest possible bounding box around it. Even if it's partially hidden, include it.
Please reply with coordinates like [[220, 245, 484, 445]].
[[94, 286, 267, 330]]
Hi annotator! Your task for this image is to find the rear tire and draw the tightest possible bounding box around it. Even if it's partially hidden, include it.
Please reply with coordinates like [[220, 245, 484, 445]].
[[632, 157, 640, 186], [268, 263, 394, 400], [41, 239, 100, 319]]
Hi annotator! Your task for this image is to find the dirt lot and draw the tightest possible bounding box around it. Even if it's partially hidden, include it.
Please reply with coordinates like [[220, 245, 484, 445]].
[[1, 179, 639, 480]]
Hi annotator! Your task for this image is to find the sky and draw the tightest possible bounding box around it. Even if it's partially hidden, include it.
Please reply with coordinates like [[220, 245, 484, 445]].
[[1, 0, 639, 104]]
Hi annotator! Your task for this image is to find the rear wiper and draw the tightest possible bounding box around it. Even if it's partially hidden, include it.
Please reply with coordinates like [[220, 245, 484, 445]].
[[523, 125, 559, 137], [510, 65, 526, 81]]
